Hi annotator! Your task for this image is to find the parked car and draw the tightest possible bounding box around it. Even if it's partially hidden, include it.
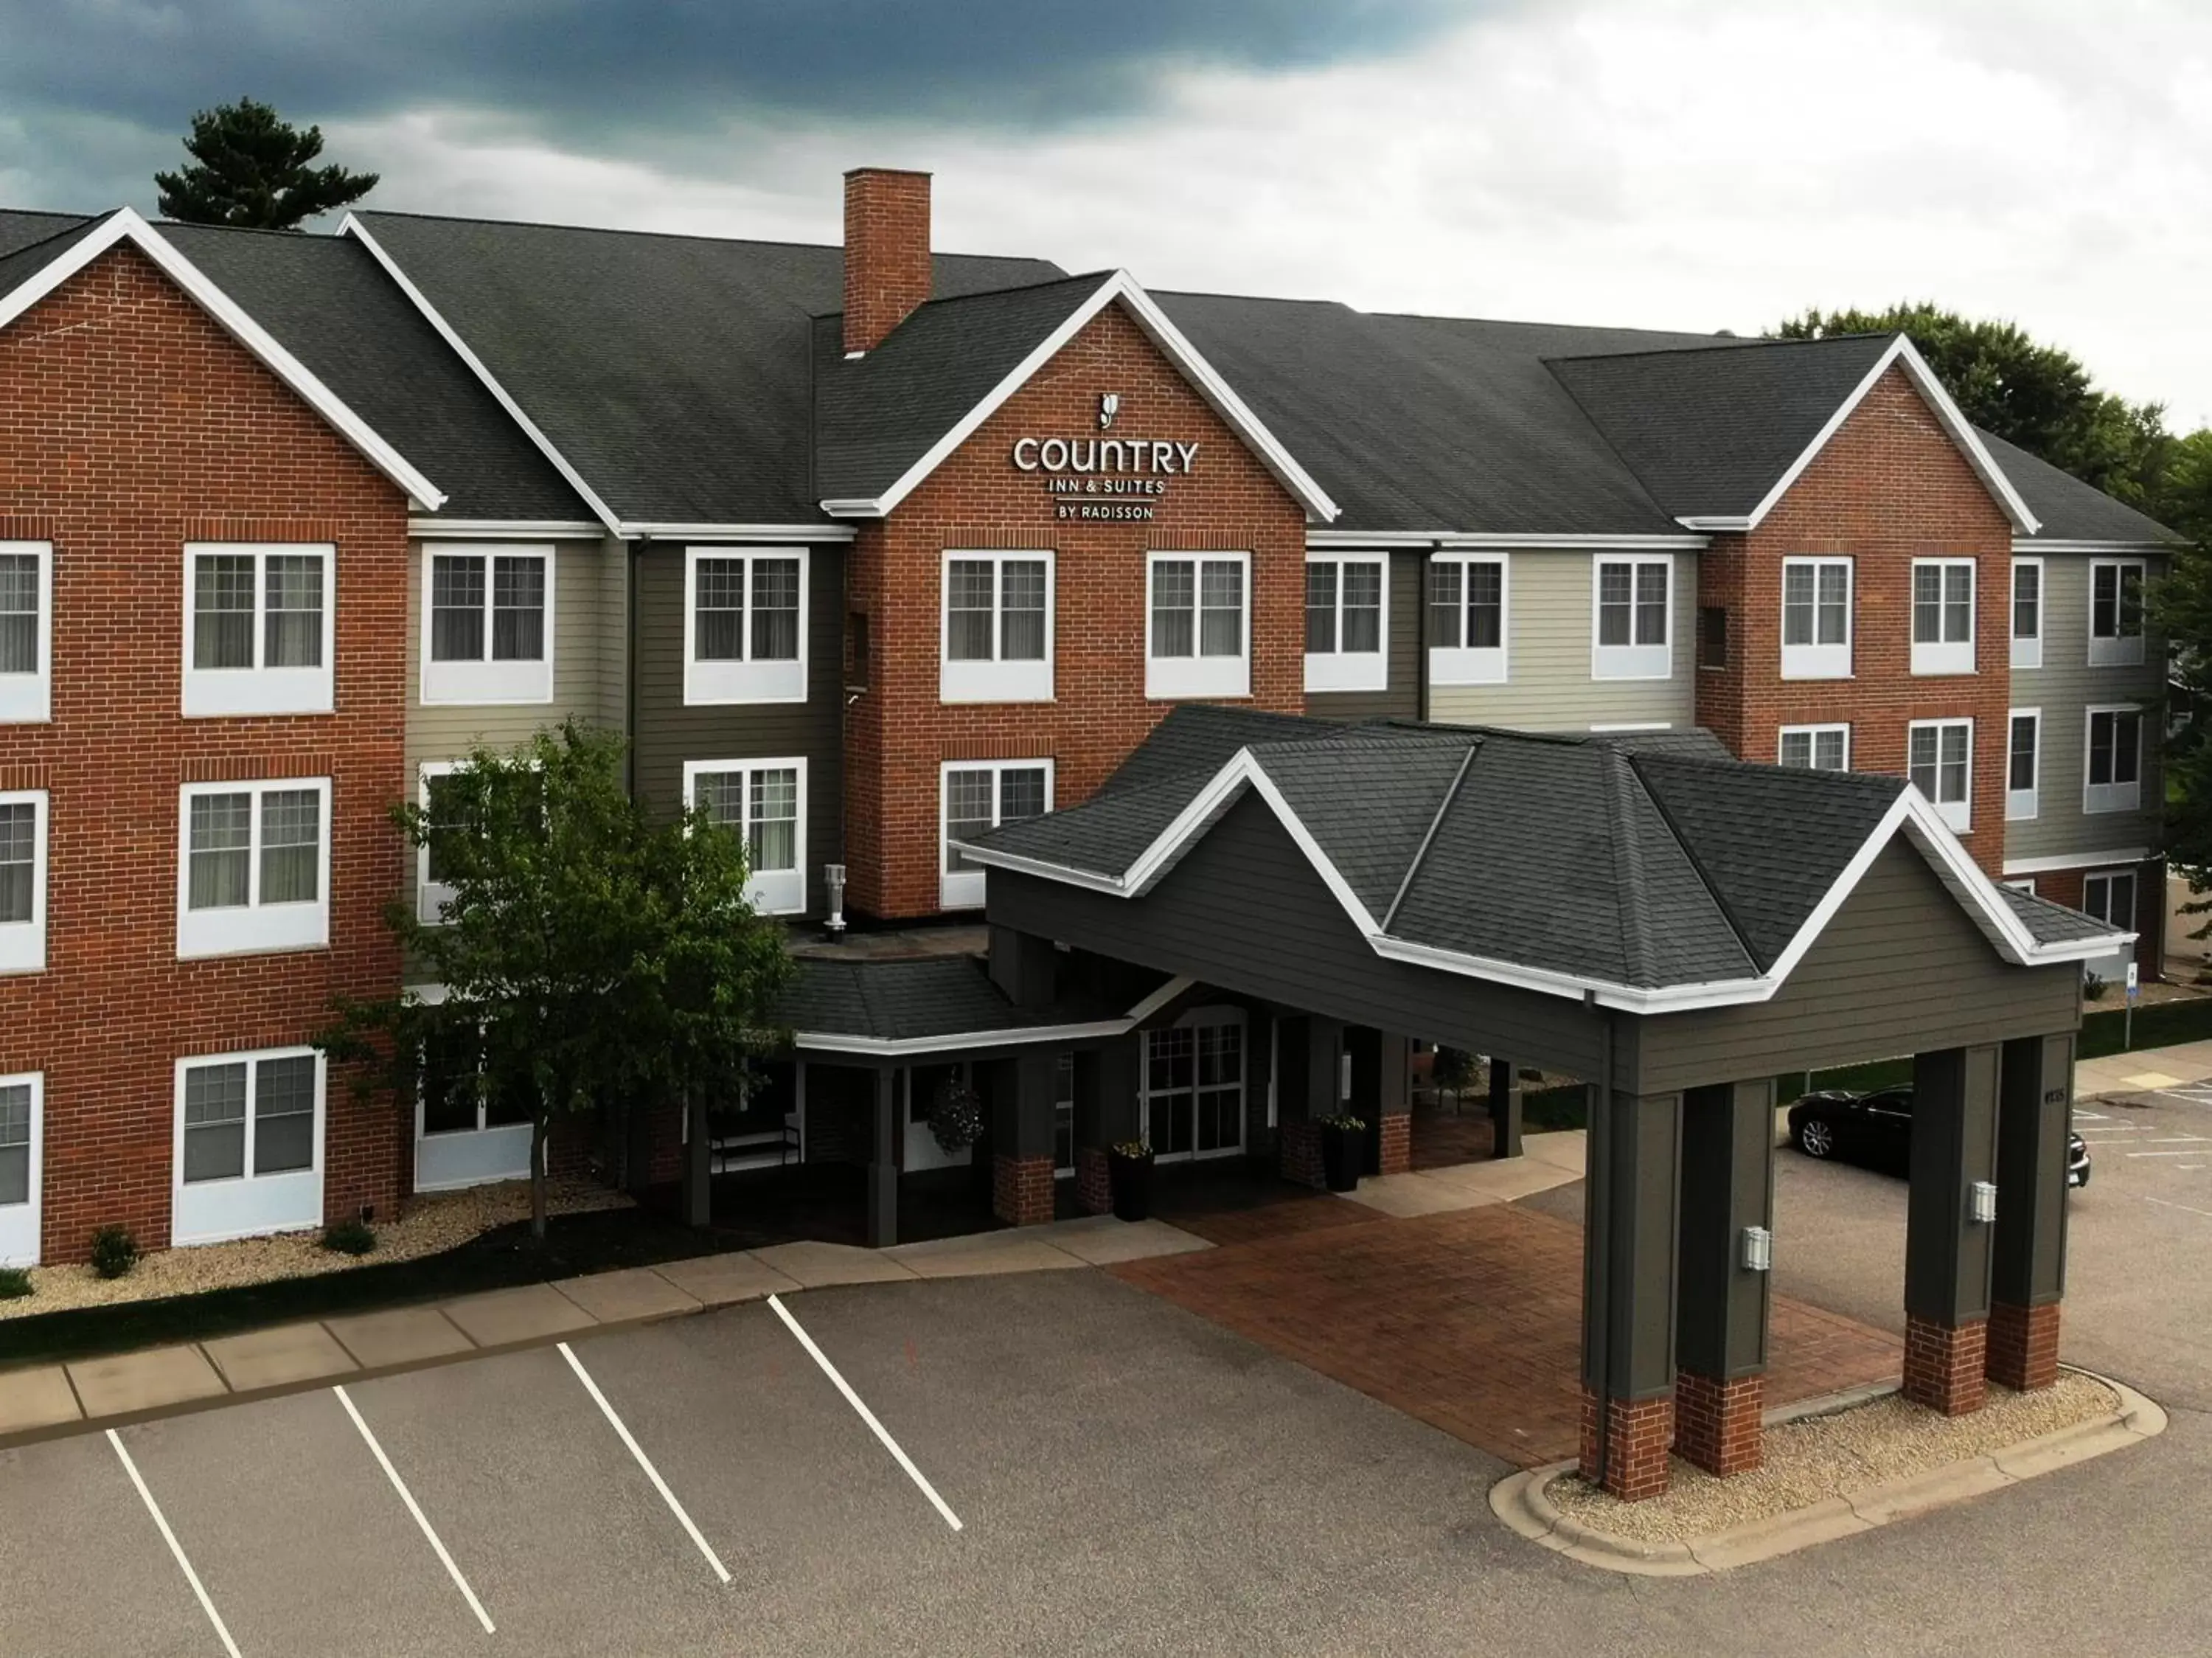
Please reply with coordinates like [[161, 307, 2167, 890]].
[[1787, 1087, 2090, 1187]]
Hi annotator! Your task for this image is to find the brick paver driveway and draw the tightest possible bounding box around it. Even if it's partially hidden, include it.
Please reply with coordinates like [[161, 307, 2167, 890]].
[[1113, 1200, 1901, 1468]]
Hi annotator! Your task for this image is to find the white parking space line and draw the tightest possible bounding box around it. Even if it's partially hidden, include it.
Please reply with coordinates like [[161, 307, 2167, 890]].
[[557, 1342, 733, 1585], [2127, 1151, 2207, 1158], [2147, 1196, 2212, 1219], [107, 1429, 243, 1658], [2146, 1137, 2212, 1144], [334, 1385, 496, 1635], [767, 1293, 964, 1534]]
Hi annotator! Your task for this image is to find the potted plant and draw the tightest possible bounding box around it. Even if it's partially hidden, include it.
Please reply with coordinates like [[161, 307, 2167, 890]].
[[928, 1077, 986, 1156], [1319, 1114, 1367, 1192], [1108, 1137, 1155, 1221]]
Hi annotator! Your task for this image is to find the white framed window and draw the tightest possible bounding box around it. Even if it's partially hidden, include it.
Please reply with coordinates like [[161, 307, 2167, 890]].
[[2007, 710, 2040, 822], [1304, 555, 1387, 693], [1779, 557, 1852, 679], [181, 543, 334, 718], [1142, 1007, 1246, 1162], [1147, 552, 1249, 700], [1427, 555, 1508, 687], [2089, 559, 2146, 667], [2011, 558, 2042, 670], [2084, 705, 2143, 814], [414, 1013, 535, 1191], [684, 757, 807, 915], [941, 759, 1053, 910], [176, 777, 330, 959], [1591, 555, 1672, 680], [420, 543, 554, 705], [0, 541, 52, 724], [1907, 718, 1974, 832], [172, 1047, 325, 1246], [1778, 724, 1850, 771], [941, 550, 1053, 703], [0, 789, 46, 976], [684, 547, 807, 705], [0, 1072, 41, 1266], [417, 761, 462, 924], [2082, 867, 2138, 932], [2003, 878, 2037, 896], [1053, 1052, 1076, 1179], [1910, 558, 1976, 675]]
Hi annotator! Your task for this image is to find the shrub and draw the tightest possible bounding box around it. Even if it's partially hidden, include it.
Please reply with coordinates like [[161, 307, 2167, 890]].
[[1319, 1113, 1368, 1132], [2084, 972, 2110, 1002], [0, 1266, 31, 1300], [89, 1225, 139, 1280], [321, 1220, 378, 1257]]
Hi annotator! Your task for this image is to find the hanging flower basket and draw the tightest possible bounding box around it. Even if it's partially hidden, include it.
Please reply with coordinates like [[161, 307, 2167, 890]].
[[928, 1078, 987, 1154]]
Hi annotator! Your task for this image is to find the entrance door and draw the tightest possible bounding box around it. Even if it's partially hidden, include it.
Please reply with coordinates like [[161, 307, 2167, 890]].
[[1143, 1011, 1245, 1162], [0, 1072, 39, 1266]]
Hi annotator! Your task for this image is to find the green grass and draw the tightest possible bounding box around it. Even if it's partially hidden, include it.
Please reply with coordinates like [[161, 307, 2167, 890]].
[[2079, 995, 2212, 1060]]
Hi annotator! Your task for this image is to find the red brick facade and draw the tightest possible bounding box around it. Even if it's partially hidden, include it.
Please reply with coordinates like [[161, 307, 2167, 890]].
[[1987, 1300, 2062, 1392], [842, 299, 1309, 920], [1673, 1370, 1764, 1476], [0, 244, 410, 1263], [1074, 1144, 1111, 1215], [1377, 1111, 1411, 1176], [1276, 1120, 1324, 1190], [843, 169, 933, 355], [1903, 1312, 1989, 1415], [1579, 1387, 1674, 1502], [1696, 367, 2015, 876], [992, 1151, 1054, 1226]]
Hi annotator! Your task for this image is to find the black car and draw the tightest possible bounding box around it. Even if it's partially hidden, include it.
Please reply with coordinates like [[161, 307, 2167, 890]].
[[1787, 1087, 2091, 1187]]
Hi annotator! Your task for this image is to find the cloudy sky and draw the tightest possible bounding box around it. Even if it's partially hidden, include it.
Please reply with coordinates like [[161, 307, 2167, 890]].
[[5, 0, 2209, 424]]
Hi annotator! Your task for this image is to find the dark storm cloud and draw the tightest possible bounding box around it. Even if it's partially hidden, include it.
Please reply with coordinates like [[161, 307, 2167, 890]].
[[3, 1, 1474, 136]]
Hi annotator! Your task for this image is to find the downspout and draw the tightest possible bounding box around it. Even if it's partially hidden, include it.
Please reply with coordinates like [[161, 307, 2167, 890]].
[[1585, 990, 1615, 1488], [1416, 546, 1433, 724]]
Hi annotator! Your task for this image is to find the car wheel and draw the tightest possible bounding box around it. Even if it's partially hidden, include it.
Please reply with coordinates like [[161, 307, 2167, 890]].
[[1798, 1117, 1836, 1159]]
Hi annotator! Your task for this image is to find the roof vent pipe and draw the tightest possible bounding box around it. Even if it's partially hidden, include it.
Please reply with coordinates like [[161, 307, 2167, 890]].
[[842, 167, 932, 355], [823, 864, 848, 937]]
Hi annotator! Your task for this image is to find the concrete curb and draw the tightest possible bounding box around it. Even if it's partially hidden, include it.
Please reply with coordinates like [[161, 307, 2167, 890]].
[[1489, 1366, 2166, 1576]]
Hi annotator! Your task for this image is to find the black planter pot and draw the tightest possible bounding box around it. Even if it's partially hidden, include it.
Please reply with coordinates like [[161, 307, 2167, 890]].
[[1321, 1124, 1364, 1193], [1109, 1151, 1155, 1222]]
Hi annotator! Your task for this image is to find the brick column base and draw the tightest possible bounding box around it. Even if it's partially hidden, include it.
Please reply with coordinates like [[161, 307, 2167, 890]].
[[992, 1154, 1054, 1227], [1278, 1121, 1324, 1190], [1578, 1387, 1674, 1502], [1672, 1371, 1764, 1476], [1987, 1301, 2062, 1391], [1903, 1314, 1987, 1415], [1074, 1146, 1111, 1216], [1378, 1113, 1411, 1175]]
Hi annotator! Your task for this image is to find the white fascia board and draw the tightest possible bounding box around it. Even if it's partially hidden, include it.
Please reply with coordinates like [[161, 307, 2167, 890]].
[[2013, 538, 2178, 555], [1676, 516, 1752, 532], [1307, 530, 1710, 551], [793, 1017, 1137, 1057], [1738, 336, 2039, 535], [0, 209, 446, 511], [1124, 974, 1198, 1021], [945, 841, 1131, 895], [622, 522, 856, 543], [408, 518, 608, 539], [827, 270, 1340, 524], [341, 214, 620, 533], [2003, 847, 2152, 877]]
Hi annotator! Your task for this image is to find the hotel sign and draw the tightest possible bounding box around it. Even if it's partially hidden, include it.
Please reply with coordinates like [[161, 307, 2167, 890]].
[[1010, 394, 1196, 521]]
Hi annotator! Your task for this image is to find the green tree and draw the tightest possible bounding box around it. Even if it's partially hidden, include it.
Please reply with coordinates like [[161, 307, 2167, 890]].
[[2155, 430, 2212, 911], [318, 721, 793, 1239], [155, 97, 378, 231], [1775, 302, 2169, 507]]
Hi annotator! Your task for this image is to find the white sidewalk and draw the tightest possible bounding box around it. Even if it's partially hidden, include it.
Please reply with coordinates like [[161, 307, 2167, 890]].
[[2078, 1037, 2212, 1097]]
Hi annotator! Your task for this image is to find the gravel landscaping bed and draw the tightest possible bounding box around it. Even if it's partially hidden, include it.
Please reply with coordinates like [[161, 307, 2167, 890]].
[[0, 1177, 632, 1319], [1548, 1371, 2119, 1544]]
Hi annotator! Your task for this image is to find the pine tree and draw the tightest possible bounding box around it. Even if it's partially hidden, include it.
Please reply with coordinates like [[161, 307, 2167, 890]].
[[154, 97, 378, 232]]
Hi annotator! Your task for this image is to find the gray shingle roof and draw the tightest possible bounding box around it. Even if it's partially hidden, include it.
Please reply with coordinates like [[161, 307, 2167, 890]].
[[349, 210, 1063, 524], [1995, 884, 2131, 946], [1547, 335, 1899, 521], [815, 274, 1109, 502], [967, 704, 1988, 992], [0, 210, 104, 308], [159, 223, 591, 521], [777, 954, 1130, 1045], [1975, 428, 2178, 544]]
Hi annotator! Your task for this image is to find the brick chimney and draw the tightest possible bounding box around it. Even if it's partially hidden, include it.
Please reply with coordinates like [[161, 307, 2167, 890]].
[[842, 167, 933, 355]]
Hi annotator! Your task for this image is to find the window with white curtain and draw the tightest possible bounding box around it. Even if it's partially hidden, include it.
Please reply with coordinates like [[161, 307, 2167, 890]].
[[1147, 553, 1248, 698], [940, 760, 1052, 909], [684, 547, 807, 704], [1780, 557, 1852, 679], [1907, 718, 1974, 831], [421, 544, 554, 704], [173, 1049, 324, 1246], [1910, 559, 1976, 676], [1778, 724, 1849, 771], [1304, 555, 1387, 693], [176, 778, 330, 958], [0, 541, 51, 724], [941, 550, 1053, 702], [183, 543, 334, 717], [0, 791, 45, 975], [2011, 558, 2042, 670], [684, 758, 808, 915], [1592, 555, 1672, 679], [1427, 555, 1508, 686]]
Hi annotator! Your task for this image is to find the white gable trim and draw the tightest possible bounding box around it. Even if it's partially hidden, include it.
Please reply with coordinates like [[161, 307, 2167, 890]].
[[820, 269, 1339, 524], [956, 746, 2125, 1011], [341, 214, 619, 533], [0, 209, 445, 511], [790, 973, 1193, 1057], [1676, 336, 2039, 536]]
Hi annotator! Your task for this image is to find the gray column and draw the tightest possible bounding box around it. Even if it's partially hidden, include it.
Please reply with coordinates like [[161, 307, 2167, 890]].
[[681, 1091, 712, 1227], [1079, 1038, 1141, 1148], [1904, 1044, 2001, 1412], [1675, 1079, 1775, 1379], [1579, 1084, 1683, 1499], [1990, 1033, 2073, 1388], [1245, 1008, 1274, 1157], [1488, 1058, 1523, 1159], [867, 1066, 900, 1249]]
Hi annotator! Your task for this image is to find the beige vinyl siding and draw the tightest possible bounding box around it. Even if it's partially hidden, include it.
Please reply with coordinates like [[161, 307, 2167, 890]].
[[1426, 549, 1699, 732], [403, 539, 616, 777], [2003, 553, 2164, 869]]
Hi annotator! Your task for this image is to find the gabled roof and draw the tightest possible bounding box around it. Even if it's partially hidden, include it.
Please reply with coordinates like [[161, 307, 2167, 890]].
[[1549, 333, 2039, 534], [960, 707, 2126, 1012], [345, 209, 1064, 530], [0, 208, 445, 510], [1978, 427, 2180, 547], [815, 268, 1340, 522]]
